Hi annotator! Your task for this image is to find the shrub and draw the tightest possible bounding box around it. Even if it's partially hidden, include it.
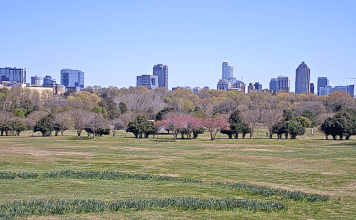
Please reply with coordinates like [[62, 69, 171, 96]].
[[0, 172, 16, 179], [0, 198, 287, 219]]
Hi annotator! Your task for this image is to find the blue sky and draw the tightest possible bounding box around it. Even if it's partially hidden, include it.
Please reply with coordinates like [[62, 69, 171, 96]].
[[1, 0, 355, 91]]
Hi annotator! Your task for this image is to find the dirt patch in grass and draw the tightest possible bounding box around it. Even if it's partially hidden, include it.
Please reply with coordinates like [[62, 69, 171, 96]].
[[0, 145, 93, 158], [157, 173, 180, 177], [122, 147, 151, 151]]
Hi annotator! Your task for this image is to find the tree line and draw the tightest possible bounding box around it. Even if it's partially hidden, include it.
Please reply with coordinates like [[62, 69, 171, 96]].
[[0, 86, 355, 140]]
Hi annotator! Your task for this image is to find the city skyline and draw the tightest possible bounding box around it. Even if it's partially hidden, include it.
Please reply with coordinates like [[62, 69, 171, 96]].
[[1, 0, 355, 91]]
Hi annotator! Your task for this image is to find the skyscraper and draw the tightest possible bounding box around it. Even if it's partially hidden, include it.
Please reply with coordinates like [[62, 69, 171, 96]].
[[0, 67, 26, 84], [269, 76, 290, 93], [317, 77, 328, 96], [222, 59, 233, 80], [277, 76, 290, 92], [295, 62, 310, 94], [310, 83, 314, 94], [269, 78, 278, 92], [137, 75, 158, 89], [60, 69, 84, 91], [254, 82, 262, 91], [153, 64, 168, 88]]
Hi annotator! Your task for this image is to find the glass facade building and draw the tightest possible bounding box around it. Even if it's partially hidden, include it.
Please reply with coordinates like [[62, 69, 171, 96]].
[[60, 69, 84, 91], [317, 77, 329, 96], [269, 76, 290, 93], [31, 75, 42, 86], [137, 75, 158, 89], [254, 82, 262, 91], [295, 62, 310, 94], [153, 64, 168, 88], [0, 67, 26, 84], [222, 59, 234, 80]]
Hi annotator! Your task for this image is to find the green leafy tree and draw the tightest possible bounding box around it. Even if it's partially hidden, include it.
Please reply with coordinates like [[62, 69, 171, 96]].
[[285, 120, 306, 139], [11, 119, 27, 136], [302, 110, 316, 126], [320, 109, 356, 140], [33, 114, 55, 136], [119, 102, 128, 115], [99, 99, 119, 119], [14, 109, 25, 118], [272, 110, 305, 139], [296, 116, 311, 128], [126, 115, 155, 138], [221, 110, 251, 139]]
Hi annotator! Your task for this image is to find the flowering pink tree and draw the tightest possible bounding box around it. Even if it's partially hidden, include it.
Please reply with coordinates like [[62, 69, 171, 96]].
[[185, 115, 204, 139], [155, 115, 204, 141], [203, 116, 230, 140]]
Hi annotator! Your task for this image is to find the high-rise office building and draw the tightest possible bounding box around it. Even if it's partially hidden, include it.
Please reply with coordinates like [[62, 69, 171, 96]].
[[269, 76, 290, 93], [0, 67, 26, 84], [153, 64, 168, 88], [222, 59, 234, 80], [137, 75, 158, 89], [269, 78, 278, 92], [295, 62, 310, 94], [317, 77, 329, 96], [310, 83, 314, 94], [254, 82, 262, 91], [278, 76, 290, 92], [31, 75, 42, 86], [60, 69, 84, 91]]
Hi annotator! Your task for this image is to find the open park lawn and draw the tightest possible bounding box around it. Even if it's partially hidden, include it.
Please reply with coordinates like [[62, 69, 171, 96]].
[[0, 129, 355, 219]]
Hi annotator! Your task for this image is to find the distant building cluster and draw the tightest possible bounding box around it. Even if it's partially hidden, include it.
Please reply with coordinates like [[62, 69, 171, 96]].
[[216, 59, 247, 92], [317, 77, 354, 97], [137, 64, 168, 89], [0, 67, 85, 95], [2, 59, 354, 98]]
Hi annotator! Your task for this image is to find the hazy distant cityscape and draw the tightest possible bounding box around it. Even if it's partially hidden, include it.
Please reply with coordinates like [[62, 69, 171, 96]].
[[1, 60, 354, 97]]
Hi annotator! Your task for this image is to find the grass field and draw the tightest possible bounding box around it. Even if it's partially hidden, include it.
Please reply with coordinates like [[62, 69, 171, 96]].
[[0, 128, 355, 219]]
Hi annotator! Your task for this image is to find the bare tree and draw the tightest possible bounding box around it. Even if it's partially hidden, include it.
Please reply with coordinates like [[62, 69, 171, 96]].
[[241, 109, 261, 138], [109, 119, 124, 137], [25, 111, 49, 135], [261, 109, 284, 138], [85, 114, 106, 138], [0, 111, 13, 136], [316, 113, 335, 126], [213, 98, 238, 115], [196, 99, 215, 116], [117, 112, 136, 130], [69, 108, 92, 136], [54, 112, 73, 136]]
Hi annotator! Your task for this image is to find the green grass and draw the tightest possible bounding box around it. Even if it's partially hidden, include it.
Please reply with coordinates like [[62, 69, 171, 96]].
[[0, 128, 355, 219]]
